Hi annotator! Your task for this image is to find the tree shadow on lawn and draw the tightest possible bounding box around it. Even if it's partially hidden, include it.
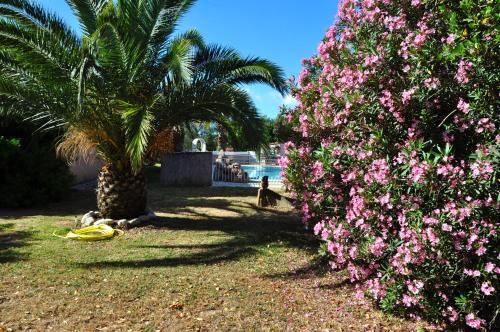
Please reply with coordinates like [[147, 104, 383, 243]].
[[0, 190, 96, 219], [0, 223, 36, 263], [264, 260, 362, 292], [77, 208, 319, 269], [262, 255, 333, 280]]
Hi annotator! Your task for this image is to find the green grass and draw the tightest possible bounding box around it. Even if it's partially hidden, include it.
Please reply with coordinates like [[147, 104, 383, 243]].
[[0, 168, 429, 331]]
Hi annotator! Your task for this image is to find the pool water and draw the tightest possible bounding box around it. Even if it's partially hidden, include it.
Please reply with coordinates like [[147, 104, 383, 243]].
[[241, 165, 282, 181]]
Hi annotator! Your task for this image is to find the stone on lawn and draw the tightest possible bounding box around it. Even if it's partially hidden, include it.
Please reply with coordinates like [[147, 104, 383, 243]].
[[117, 219, 129, 228], [128, 218, 141, 226], [95, 218, 115, 226], [81, 211, 99, 226]]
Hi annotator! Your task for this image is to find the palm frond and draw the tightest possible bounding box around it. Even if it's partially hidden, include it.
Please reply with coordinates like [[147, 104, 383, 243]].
[[121, 100, 154, 173], [0, 20, 77, 76], [0, 0, 80, 50], [193, 44, 289, 94], [56, 127, 98, 162], [65, 0, 98, 35], [142, 0, 197, 49]]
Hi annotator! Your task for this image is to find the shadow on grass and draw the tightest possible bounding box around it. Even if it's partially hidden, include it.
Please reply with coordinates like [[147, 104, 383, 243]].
[[0, 190, 96, 219], [82, 239, 258, 268], [262, 256, 332, 280], [0, 223, 36, 264], [78, 210, 318, 269]]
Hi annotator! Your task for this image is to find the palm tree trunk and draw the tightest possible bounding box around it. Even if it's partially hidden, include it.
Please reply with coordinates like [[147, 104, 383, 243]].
[[97, 164, 147, 219]]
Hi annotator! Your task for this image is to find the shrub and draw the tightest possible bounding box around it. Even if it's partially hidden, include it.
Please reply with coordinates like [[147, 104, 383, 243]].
[[0, 135, 73, 208], [283, 0, 499, 329]]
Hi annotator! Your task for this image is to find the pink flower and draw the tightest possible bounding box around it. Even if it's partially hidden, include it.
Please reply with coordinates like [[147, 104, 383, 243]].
[[299, 114, 310, 138], [465, 313, 485, 330], [283, 141, 295, 153], [443, 306, 458, 322], [424, 77, 440, 89], [407, 280, 424, 294], [364, 159, 390, 185], [485, 262, 496, 273], [457, 98, 470, 114], [312, 161, 324, 180], [402, 87, 417, 105], [441, 223, 452, 232], [349, 245, 358, 259], [413, 34, 426, 47], [455, 60, 473, 84], [301, 202, 311, 222], [383, 15, 406, 32], [424, 227, 439, 246], [481, 282, 495, 295], [470, 160, 494, 180], [278, 156, 290, 169], [475, 117, 496, 134], [355, 287, 365, 299], [298, 146, 311, 158], [364, 54, 380, 67], [298, 68, 310, 85], [378, 193, 391, 206], [369, 237, 386, 257], [410, 160, 429, 183], [445, 34, 455, 44], [476, 245, 487, 256], [442, 131, 455, 143], [313, 222, 323, 236], [402, 294, 418, 307], [464, 269, 481, 277], [423, 216, 439, 225]]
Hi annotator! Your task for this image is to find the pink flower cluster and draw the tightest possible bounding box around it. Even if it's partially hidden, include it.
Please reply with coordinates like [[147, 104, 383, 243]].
[[455, 60, 473, 84]]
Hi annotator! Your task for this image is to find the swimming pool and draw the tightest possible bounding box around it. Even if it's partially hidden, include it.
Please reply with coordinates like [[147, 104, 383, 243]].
[[241, 165, 282, 181]]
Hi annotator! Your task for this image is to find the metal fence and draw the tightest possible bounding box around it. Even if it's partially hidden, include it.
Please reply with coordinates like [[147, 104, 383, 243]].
[[211, 150, 283, 184], [211, 151, 281, 165], [212, 163, 250, 183]]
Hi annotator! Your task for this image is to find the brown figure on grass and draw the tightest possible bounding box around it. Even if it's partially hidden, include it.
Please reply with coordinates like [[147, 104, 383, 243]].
[[256, 176, 278, 207]]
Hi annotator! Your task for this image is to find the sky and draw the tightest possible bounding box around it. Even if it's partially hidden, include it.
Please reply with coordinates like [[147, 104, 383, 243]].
[[35, 0, 340, 118]]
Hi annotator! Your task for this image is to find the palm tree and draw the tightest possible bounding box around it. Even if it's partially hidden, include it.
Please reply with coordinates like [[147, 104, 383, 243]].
[[0, 0, 287, 219]]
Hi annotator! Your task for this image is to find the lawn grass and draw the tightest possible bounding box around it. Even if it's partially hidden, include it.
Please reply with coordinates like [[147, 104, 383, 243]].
[[0, 168, 430, 331]]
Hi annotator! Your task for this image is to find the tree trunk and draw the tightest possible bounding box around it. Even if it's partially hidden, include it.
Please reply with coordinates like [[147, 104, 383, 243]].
[[217, 123, 227, 151], [97, 164, 147, 219], [173, 126, 184, 152]]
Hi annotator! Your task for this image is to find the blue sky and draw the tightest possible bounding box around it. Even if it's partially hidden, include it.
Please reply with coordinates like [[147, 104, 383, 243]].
[[35, 0, 339, 118]]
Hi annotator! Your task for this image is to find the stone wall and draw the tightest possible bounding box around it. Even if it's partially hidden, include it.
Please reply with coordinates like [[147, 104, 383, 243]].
[[160, 152, 213, 187]]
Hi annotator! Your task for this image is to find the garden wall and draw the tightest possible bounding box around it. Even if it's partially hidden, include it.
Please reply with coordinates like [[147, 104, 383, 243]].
[[161, 152, 213, 187], [69, 152, 103, 184]]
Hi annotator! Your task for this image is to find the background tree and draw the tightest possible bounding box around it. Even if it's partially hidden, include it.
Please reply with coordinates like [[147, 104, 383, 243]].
[[0, 117, 73, 207], [273, 105, 296, 143]]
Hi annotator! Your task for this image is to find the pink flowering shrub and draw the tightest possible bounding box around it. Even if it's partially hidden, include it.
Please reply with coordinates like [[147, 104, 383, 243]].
[[283, 0, 499, 329]]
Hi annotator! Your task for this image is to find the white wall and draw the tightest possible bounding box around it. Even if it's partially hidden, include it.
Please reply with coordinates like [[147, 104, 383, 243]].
[[212, 151, 258, 164], [69, 152, 103, 184]]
